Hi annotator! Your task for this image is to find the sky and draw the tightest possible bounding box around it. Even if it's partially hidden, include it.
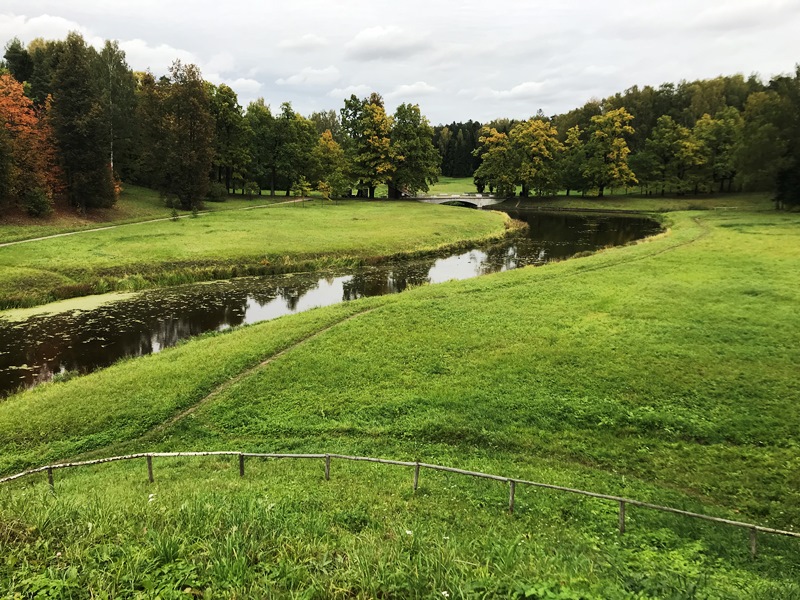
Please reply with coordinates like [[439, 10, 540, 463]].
[[2, 0, 800, 124]]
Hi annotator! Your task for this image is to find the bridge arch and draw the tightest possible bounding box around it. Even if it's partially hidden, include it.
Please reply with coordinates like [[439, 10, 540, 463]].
[[414, 195, 505, 209]]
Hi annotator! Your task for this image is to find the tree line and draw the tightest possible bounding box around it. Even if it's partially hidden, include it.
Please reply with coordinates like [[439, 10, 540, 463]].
[[437, 74, 800, 208], [0, 33, 441, 215], [2, 32, 799, 215]]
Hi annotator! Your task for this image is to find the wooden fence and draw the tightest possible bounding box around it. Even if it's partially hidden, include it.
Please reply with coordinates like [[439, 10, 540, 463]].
[[2, 451, 798, 558]]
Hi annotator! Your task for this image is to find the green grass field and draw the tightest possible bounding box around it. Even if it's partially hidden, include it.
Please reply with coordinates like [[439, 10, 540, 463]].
[[0, 185, 295, 245], [1, 204, 799, 597], [0, 198, 508, 309]]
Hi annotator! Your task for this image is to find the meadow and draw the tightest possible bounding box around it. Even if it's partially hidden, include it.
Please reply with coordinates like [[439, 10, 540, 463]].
[[1, 202, 799, 597], [0, 185, 295, 245]]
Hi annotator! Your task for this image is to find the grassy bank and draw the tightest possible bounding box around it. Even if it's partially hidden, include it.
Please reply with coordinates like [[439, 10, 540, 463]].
[[0, 200, 509, 309], [0, 185, 294, 245], [1, 205, 799, 596]]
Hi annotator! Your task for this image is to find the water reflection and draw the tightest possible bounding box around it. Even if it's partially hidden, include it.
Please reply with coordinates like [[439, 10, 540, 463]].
[[0, 211, 660, 395]]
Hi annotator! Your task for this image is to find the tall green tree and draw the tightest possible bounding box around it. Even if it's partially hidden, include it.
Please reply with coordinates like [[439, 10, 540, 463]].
[[769, 68, 800, 209], [735, 90, 790, 196], [583, 108, 638, 196], [472, 127, 518, 197], [276, 103, 317, 196], [244, 98, 276, 194], [559, 125, 588, 196], [94, 40, 137, 181], [388, 103, 440, 198], [309, 109, 342, 143], [511, 118, 563, 196], [637, 115, 699, 195], [244, 100, 315, 196], [160, 60, 215, 210], [49, 32, 115, 211], [3, 38, 33, 84], [130, 71, 167, 189], [311, 129, 351, 199], [693, 107, 742, 192], [207, 83, 251, 192], [340, 93, 395, 198], [27, 38, 58, 106]]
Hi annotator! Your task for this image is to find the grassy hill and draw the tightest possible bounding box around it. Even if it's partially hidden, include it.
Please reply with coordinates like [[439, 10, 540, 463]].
[[1, 204, 799, 597]]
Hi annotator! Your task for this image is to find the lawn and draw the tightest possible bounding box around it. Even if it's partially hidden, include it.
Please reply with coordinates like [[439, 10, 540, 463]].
[[0, 185, 294, 245], [1, 205, 798, 596]]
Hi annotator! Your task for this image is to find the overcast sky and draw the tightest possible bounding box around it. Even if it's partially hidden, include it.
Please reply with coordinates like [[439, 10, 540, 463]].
[[2, 0, 800, 124]]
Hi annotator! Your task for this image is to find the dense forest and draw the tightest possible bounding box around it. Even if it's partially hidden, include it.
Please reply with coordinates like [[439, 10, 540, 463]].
[[0, 33, 440, 215], [1, 33, 799, 216]]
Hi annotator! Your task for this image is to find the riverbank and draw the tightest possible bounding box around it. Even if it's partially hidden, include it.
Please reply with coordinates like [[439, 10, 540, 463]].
[[0, 200, 512, 309], [1, 206, 798, 596]]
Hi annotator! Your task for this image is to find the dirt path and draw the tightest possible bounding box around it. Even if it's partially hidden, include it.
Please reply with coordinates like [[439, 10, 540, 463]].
[[74, 307, 378, 460]]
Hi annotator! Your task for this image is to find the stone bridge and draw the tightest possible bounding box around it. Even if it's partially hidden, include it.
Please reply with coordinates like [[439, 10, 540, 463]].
[[414, 195, 505, 209]]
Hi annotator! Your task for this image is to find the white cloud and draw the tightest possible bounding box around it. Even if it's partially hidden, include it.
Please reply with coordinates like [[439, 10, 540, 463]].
[[690, 0, 800, 32], [0, 13, 90, 43], [205, 52, 236, 75], [345, 26, 430, 61], [3, 0, 800, 124], [328, 84, 374, 99], [472, 81, 549, 101], [278, 33, 327, 51], [387, 81, 437, 99], [118, 38, 196, 74], [226, 77, 262, 95], [276, 65, 340, 86]]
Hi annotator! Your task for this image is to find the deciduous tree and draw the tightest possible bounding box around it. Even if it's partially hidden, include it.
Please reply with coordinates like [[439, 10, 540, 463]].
[[583, 107, 638, 196], [0, 73, 62, 215], [208, 83, 250, 192], [559, 125, 587, 196], [94, 40, 137, 181], [312, 129, 351, 198], [388, 103, 440, 198], [511, 118, 563, 196], [693, 107, 742, 192], [159, 60, 215, 210], [341, 93, 395, 198], [472, 127, 518, 197]]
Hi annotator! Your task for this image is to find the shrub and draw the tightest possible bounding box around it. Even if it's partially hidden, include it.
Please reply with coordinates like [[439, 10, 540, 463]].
[[206, 182, 229, 202], [23, 187, 53, 217], [243, 181, 260, 199]]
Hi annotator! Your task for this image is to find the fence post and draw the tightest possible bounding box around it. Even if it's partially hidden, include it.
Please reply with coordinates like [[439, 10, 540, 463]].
[[413, 462, 420, 492], [146, 455, 154, 483], [618, 501, 626, 534], [238, 453, 245, 478], [750, 528, 757, 559], [47, 467, 54, 492], [508, 480, 516, 514], [325, 455, 331, 481]]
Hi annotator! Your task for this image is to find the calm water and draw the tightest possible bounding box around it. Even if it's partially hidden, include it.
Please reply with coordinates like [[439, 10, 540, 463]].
[[0, 211, 660, 395]]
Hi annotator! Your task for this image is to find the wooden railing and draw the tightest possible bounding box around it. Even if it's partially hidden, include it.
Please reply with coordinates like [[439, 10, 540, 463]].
[[2, 451, 798, 558]]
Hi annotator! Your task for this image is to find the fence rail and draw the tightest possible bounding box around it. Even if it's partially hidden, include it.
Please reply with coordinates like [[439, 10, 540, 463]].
[[2, 451, 798, 558]]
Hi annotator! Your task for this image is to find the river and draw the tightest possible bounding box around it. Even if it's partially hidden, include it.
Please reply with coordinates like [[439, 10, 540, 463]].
[[0, 210, 660, 396]]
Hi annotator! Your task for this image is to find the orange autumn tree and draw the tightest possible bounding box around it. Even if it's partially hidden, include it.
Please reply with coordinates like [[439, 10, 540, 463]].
[[0, 73, 63, 215]]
